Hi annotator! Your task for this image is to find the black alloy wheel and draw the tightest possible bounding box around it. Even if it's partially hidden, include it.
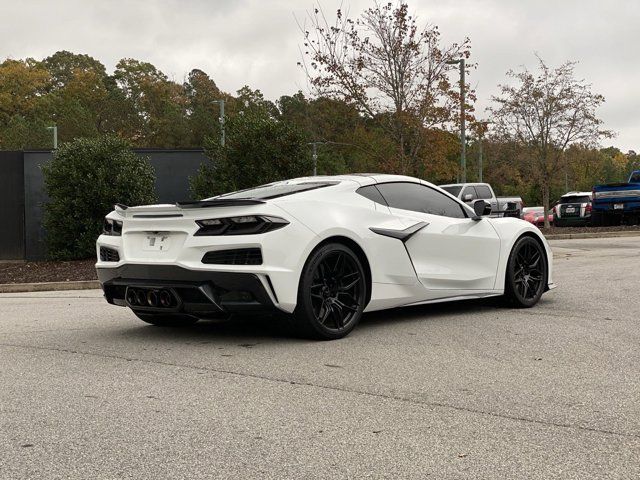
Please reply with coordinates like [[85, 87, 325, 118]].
[[505, 236, 548, 308], [294, 243, 367, 339]]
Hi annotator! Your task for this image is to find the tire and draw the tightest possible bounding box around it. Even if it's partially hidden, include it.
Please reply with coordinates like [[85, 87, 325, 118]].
[[133, 312, 200, 327], [292, 242, 368, 340], [504, 236, 548, 308]]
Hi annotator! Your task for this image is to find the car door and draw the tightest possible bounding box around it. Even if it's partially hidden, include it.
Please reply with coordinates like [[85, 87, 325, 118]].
[[375, 182, 502, 293]]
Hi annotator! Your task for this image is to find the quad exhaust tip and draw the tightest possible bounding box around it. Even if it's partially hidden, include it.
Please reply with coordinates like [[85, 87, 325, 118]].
[[126, 288, 176, 308]]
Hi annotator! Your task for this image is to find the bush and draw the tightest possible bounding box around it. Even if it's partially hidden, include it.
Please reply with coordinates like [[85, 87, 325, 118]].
[[190, 111, 312, 198], [43, 136, 156, 259]]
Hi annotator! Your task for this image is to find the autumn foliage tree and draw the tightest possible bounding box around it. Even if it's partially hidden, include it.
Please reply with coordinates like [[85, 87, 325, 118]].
[[300, 2, 472, 176], [489, 56, 613, 227]]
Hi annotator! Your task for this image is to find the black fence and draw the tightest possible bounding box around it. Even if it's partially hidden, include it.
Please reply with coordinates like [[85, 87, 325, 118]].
[[1, 149, 207, 261]]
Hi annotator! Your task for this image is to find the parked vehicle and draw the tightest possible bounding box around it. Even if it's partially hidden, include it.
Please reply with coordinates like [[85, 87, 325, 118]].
[[439, 182, 524, 218], [523, 207, 553, 228], [96, 175, 554, 340], [591, 171, 640, 226], [553, 192, 593, 227]]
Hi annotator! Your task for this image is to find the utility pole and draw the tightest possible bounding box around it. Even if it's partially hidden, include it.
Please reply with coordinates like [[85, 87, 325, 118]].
[[47, 125, 57, 149], [478, 137, 483, 182], [446, 58, 466, 182]]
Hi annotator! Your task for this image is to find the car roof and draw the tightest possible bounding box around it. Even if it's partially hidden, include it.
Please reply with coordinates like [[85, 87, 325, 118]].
[[439, 182, 488, 187], [283, 174, 437, 188], [561, 191, 592, 197]]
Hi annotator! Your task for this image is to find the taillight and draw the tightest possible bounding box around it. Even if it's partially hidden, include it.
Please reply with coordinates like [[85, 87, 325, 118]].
[[586, 203, 592, 214], [195, 215, 289, 236], [103, 217, 123, 236]]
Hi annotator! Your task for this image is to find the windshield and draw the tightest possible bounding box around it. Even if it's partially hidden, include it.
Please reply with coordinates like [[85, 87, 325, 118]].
[[440, 186, 462, 197], [211, 182, 338, 200], [630, 172, 640, 183], [559, 195, 590, 204]]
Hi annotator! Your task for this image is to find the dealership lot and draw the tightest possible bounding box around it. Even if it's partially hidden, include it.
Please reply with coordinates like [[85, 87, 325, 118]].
[[1, 237, 639, 479]]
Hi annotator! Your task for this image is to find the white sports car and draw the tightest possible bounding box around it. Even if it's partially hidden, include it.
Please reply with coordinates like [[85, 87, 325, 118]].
[[96, 174, 555, 339]]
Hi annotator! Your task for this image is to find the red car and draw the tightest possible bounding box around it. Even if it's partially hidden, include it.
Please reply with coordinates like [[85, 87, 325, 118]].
[[523, 207, 553, 227]]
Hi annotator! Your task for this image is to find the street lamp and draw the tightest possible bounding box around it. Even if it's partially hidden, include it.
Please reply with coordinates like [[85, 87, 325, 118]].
[[212, 100, 225, 146], [446, 58, 466, 183], [46, 125, 58, 150]]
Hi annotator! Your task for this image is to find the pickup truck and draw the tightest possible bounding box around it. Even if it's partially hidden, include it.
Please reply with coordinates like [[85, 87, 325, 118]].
[[591, 170, 640, 226], [439, 182, 523, 218]]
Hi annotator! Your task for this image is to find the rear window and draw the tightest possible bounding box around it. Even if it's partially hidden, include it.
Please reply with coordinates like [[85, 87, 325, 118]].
[[440, 186, 462, 197], [214, 182, 338, 200], [559, 195, 590, 204], [630, 172, 640, 183]]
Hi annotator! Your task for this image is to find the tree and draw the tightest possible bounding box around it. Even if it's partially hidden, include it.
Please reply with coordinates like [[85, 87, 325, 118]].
[[184, 68, 223, 145], [43, 136, 156, 259], [300, 2, 472, 175], [190, 111, 311, 198], [489, 56, 613, 227], [113, 58, 190, 147], [0, 59, 52, 149]]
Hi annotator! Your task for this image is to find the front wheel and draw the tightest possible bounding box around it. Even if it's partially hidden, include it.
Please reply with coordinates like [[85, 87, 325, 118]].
[[504, 236, 548, 308], [292, 243, 368, 340]]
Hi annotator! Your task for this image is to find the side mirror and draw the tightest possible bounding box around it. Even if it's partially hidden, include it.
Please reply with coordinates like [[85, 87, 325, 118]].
[[472, 199, 491, 219], [463, 193, 473, 202]]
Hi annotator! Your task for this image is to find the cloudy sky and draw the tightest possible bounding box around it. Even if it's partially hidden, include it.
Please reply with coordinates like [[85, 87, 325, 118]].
[[2, 0, 639, 151]]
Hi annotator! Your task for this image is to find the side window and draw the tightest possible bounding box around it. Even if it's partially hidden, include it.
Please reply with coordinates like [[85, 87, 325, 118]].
[[356, 185, 388, 206], [376, 182, 467, 219], [475, 185, 493, 200], [461, 187, 477, 202]]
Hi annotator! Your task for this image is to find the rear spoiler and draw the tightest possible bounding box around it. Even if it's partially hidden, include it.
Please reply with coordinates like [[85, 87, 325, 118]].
[[113, 198, 265, 215], [175, 199, 266, 208]]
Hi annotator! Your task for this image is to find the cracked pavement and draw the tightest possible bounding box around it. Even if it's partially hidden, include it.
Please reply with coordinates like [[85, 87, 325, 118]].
[[1, 237, 639, 479]]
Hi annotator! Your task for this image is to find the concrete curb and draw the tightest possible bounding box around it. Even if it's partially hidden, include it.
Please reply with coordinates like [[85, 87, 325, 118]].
[[544, 231, 640, 240], [0, 280, 100, 293]]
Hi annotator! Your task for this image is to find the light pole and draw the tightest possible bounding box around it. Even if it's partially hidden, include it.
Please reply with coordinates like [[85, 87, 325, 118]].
[[46, 125, 58, 150], [213, 100, 225, 146], [446, 58, 466, 183]]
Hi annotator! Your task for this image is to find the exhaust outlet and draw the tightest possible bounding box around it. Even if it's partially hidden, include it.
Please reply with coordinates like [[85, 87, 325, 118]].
[[146, 290, 159, 307], [159, 290, 172, 307], [135, 290, 146, 306], [126, 288, 138, 305]]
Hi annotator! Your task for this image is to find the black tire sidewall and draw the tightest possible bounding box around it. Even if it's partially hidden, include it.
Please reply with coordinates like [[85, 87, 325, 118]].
[[506, 236, 548, 308], [295, 243, 367, 340]]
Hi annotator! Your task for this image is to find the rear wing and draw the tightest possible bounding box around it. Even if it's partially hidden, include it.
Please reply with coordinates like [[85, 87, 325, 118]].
[[175, 199, 265, 208]]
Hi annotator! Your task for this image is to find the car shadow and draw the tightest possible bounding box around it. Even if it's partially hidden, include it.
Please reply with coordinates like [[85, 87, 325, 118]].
[[110, 296, 509, 344]]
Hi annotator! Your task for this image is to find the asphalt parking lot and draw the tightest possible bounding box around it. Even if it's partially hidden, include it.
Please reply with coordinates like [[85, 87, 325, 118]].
[[1, 237, 639, 479]]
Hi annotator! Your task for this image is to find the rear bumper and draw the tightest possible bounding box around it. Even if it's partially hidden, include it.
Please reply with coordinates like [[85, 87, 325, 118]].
[[97, 264, 277, 316]]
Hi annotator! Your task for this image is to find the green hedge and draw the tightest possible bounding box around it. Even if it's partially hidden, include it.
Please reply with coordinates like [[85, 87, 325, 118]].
[[190, 111, 312, 198], [43, 136, 156, 259]]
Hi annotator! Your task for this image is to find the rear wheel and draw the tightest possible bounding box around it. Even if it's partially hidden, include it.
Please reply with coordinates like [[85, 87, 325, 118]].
[[504, 236, 548, 308], [133, 312, 199, 327], [292, 243, 367, 340]]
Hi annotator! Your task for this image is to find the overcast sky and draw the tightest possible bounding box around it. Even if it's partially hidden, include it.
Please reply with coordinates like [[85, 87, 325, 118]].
[[2, 0, 639, 151]]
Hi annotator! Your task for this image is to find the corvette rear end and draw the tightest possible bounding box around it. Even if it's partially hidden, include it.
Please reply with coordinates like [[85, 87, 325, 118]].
[[96, 196, 317, 320]]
